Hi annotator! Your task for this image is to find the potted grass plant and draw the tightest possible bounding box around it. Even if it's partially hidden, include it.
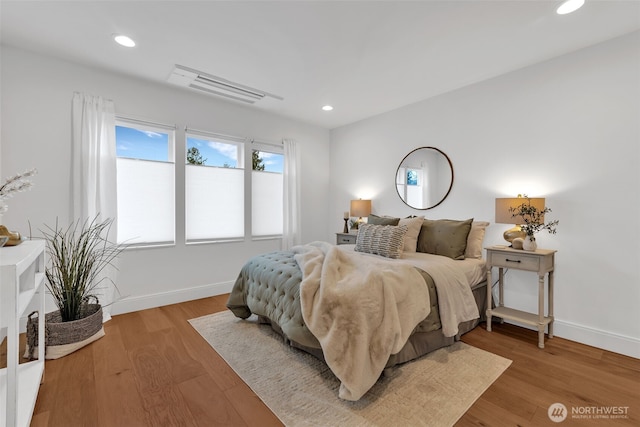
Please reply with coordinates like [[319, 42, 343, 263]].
[[26, 216, 123, 359]]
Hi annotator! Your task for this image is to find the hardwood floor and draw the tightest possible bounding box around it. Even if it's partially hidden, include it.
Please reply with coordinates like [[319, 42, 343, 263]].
[[3, 295, 638, 426]]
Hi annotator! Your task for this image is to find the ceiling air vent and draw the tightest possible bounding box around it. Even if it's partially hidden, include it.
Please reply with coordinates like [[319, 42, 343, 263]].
[[168, 65, 283, 104]]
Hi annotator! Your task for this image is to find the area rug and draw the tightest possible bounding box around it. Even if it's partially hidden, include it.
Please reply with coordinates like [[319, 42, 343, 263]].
[[189, 311, 511, 427]]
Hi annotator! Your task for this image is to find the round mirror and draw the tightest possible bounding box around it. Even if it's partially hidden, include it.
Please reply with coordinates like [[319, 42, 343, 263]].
[[395, 147, 454, 210]]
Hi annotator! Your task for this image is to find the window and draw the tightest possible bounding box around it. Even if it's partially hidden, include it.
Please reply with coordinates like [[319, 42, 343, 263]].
[[116, 120, 175, 245], [185, 133, 245, 241], [252, 147, 284, 237], [407, 169, 419, 186], [116, 122, 284, 245]]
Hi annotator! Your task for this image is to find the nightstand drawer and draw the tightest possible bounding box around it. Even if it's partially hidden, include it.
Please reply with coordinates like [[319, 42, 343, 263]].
[[336, 233, 357, 245], [489, 252, 540, 271]]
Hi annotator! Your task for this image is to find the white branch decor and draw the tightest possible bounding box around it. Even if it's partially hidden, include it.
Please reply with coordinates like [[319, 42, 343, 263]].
[[0, 168, 37, 213]]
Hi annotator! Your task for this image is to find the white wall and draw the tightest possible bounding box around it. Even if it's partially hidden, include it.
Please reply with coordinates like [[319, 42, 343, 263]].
[[330, 31, 640, 358], [0, 46, 331, 314]]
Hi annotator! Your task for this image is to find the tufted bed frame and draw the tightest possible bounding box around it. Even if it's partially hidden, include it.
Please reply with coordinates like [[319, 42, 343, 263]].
[[226, 249, 488, 371]]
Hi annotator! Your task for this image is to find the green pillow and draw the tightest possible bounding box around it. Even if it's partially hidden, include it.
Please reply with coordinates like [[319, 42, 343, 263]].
[[367, 214, 400, 226], [417, 218, 473, 260]]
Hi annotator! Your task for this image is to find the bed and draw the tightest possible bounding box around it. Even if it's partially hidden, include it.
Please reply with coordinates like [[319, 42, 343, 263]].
[[226, 216, 490, 401]]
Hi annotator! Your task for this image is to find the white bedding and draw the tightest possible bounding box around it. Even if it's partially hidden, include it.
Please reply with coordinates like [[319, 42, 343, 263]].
[[338, 244, 487, 288], [337, 244, 482, 337]]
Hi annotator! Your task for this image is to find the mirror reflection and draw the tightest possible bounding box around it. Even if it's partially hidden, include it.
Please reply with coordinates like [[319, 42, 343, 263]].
[[396, 147, 454, 210]]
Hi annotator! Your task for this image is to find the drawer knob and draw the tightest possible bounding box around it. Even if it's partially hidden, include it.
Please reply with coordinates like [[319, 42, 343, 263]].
[[505, 258, 521, 263]]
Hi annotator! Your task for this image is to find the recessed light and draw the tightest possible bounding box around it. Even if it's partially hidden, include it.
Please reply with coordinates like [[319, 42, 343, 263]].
[[556, 0, 585, 15], [113, 34, 136, 47], [322, 105, 333, 111]]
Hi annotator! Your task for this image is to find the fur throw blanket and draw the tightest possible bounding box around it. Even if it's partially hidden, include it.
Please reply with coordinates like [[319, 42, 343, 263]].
[[293, 241, 430, 401]]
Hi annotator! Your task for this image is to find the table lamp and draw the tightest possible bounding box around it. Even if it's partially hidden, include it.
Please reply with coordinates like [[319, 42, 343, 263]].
[[350, 199, 371, 230], [495, 196, 545, 244]]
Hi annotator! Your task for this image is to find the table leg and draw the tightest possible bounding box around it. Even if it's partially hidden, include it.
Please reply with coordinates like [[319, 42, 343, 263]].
[[498, 268, 504, 307], [486, 268, 492, 332], [538, 274, 545, 348], [548, 270, 554, 339]]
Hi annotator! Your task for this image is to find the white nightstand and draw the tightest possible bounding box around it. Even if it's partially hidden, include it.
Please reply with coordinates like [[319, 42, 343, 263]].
[[485, 245, 557, 348], [336, 233, 357, 245]]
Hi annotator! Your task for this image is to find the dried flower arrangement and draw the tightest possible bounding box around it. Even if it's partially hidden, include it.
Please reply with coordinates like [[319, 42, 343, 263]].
[[0, 168, 37, 213], [509, 194, 559, 241]]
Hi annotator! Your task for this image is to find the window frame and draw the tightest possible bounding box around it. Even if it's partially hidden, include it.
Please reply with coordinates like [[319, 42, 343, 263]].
[[184, 130, 247, 244], [250, 141, 285, 240], [115, 117, 177, 248]]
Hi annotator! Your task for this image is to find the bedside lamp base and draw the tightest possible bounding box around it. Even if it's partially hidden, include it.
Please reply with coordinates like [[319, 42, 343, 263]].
[[503, 225, 526, 245]]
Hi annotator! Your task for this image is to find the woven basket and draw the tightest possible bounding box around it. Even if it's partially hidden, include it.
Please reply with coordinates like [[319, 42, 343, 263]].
[[26, 303, 103, 359]]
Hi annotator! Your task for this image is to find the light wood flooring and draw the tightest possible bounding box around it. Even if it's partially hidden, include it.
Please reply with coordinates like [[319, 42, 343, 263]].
[[2, 295, 638, 426]]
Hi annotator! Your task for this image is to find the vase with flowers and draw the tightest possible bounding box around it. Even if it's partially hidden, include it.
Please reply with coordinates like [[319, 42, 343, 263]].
[[0, 168, 37, 246], [509, 195, 559, 251]]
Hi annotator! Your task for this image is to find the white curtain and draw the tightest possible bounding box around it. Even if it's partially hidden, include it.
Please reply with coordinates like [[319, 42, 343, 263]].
[[71, 92, 118, 322], [282, 138, 301, 250]]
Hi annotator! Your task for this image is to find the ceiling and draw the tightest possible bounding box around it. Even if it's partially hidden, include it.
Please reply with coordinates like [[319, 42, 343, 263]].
[[1, 1, 639, 129]]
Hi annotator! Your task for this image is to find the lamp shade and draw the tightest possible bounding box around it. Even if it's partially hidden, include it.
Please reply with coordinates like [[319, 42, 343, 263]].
[[350, 199, 372, 218], [495, 197, 545, 224]]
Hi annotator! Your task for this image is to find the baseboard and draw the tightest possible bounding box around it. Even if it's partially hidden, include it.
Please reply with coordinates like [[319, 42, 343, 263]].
[[503, 318, 639, 359], [553, 319, 640, 359], [3, 282, 233, 338], [110, 281, 235, 316]]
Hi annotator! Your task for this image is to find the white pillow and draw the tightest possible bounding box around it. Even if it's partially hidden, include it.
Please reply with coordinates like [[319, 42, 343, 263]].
[[398, 216, 424, 253], [465, 221, 490, 259]]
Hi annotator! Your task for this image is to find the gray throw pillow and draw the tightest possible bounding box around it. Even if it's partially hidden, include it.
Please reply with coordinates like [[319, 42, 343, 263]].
[[355, 224, 408, 259]]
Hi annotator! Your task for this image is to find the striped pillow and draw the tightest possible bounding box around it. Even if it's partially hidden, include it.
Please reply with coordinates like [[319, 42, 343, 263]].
[[355, 224, 408, 259]]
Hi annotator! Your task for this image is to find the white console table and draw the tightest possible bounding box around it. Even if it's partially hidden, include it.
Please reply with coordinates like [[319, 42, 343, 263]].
[[1, 240, 46, 427]]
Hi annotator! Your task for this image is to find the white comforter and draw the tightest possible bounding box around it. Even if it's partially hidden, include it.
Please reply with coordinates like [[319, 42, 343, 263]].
[[381, 249, 481, 337], [293, 241, 480, 401]]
